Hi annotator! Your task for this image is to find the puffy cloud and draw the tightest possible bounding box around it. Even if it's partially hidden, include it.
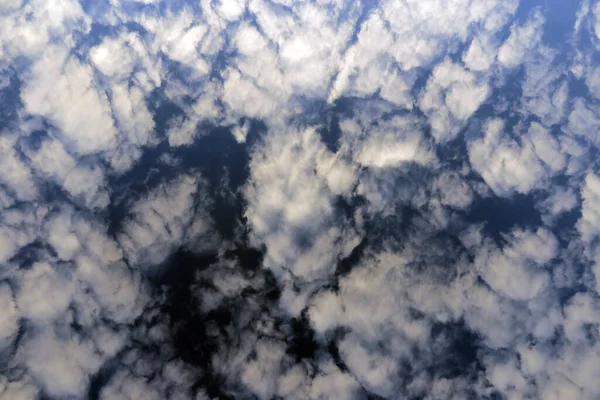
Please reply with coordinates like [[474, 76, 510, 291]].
[[475, 228, 557, 301], [566, 98, 600, 148], [245, 127, 361, 313], [593, 1, 600, 41], [90, 35, 139, 81], [0, 0, 88, 60], [0, 205, 45, 265], [498, 10, 545, 68], [579, 171, 600, 244], [468, 119, 564, 196], [1, 0, 600, 398], [353, 116, 436, 168], [16, 261, 74, 323], [539, 187, 578, 225], [26, 138, 109, 208], [380, 0, 517, 70], [463, 35, 497, 72], [420, 60, 490, 142], [0, 284, 19, 350], [21, 46, 118, 156], [119, 174, 215, 268], [0, 135, 37, 202], [22, 328, 103, 398]]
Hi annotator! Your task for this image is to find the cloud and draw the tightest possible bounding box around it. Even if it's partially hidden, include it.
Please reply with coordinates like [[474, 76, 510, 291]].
[[1, 0, 600, 398], [463, 35, 497, 72], [352, 115, 436, 168], [0, 135, 37, 202], [90, 35, 139, 81], [21, 46, 118, 156], [498, 10, 545, 68], [579, 171, 600, 244], [26, 138, 110, 208], [520, 49, 569, 127], [475, 228, 557, 301], [468, 119, 564, 196], [244, 127, 361, 313], [118, 174, 215, 268], [0, 0, 88, 60], [0, 284, 19, 350], [22, 327, 103, 398], [566, 98, 600, 148], [16, 261, 74, 323], [432, 171, 474, 210], [420, 60, 490, 142]]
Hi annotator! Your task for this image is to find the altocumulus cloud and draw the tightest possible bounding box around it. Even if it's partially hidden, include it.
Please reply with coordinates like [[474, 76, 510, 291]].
[[1, 0, 600, 399]]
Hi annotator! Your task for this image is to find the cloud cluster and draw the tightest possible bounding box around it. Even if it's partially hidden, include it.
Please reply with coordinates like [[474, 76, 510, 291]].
[[1, 0, 600, 399]]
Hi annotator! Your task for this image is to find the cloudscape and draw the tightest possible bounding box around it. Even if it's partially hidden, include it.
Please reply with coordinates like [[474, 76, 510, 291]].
[[0, 0, 600, 398]]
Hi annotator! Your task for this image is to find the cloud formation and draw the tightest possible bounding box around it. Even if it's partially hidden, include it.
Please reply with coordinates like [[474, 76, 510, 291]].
[[0, 0, 599, 399]]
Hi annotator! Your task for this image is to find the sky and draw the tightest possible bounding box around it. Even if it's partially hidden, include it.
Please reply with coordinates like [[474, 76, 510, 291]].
[[0, 0, 599, 399]]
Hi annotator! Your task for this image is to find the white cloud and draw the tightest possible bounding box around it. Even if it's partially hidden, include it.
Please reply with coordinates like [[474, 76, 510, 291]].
[[137, 9, 212, 77], [22, 46, 118, 156], [468, 119, 551, 196], [241, 339, 285, 399], [108, 82, 157, 169], [217, 0, 246, 21], [593, 1, 600, 41], [338, 335, 397, 397], [23, 328, 102, 398], [0, 0, 88, 59], [245, 128, 359, 314], [340, 113, 436, 170], [476, 229, 557, 301], [166, 115, 198, 147], [0, 0, 23, 10], [1, 0, 600, 398], [309, 360, 360, 399], [579, 171, 600, 244], [16, 262, 73, 323], [27, 139, 109, 208], [0, 135, 37, 202], [0, 206, 45, 265], [566, 98, 600, 148], [0, 284, 19, 349], [119, 174, 215, 268], [498, 11, 544, 68], [539, 188, 578, 224], [90, 36, 138, 80], [381, 0, 517, 70], [42, 208, 147, 325], [0, 377, 37, 400], [222, 68, 280, 120], [420, 60, 490, 142], [463, 35, 497, 71]]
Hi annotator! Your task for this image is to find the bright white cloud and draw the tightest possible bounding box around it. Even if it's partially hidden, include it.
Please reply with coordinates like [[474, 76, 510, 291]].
[[22, 47, 118, 156], [16, 262, 73, 323], [579, 171, 600, 244], [498, 11, 544, 68], [468, 119, 554, 196], [0, 135, 37, 202], [420, 60, 490, 142]]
